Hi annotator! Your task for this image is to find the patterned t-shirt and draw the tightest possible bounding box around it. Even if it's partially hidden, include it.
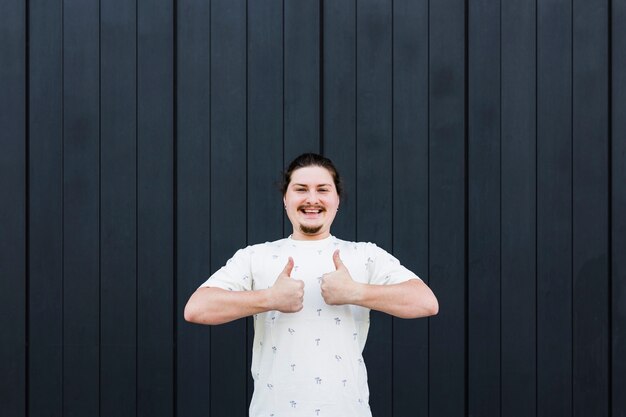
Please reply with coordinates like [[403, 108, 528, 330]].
[[200, 235, 421, 417]]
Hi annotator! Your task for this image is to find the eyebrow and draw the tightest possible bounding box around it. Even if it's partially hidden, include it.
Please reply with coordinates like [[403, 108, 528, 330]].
[[292, 183, 333, 188]]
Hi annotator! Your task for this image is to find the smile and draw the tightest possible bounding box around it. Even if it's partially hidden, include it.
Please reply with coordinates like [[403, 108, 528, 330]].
[[299, 207, 325, 217]]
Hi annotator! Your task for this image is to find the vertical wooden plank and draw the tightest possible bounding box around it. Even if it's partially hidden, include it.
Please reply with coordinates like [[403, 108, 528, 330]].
[[613, 2, 626, 416], [248, 0, 283, 249], [209, 1, 248, 416], [501, 0, 537, 415], [356, 0, 392, 415], [137, 0, 174, 414], [392, 0, 429, 416], [284, 0, 320, 164], [467, 0, 500, 415], [28, 0, 63, 415], [323, 0, 356, 241], [248, 0, 283, 404], [537, 0, 572, 416], [100, 0, 137, 415], [0, 1, 26, 415], [63, 0, 101, 415], [572, 0, 609, 415], [176, 1, 211, 416], [428, 0, 466, 415]]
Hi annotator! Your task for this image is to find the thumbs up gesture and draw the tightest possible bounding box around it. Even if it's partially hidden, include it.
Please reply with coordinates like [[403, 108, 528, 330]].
[[321, 250, 361, 305], [268, 257, 305, 313]]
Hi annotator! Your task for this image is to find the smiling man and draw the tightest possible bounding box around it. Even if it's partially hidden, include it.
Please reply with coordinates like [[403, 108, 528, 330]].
[[184, 153, 438, 417]]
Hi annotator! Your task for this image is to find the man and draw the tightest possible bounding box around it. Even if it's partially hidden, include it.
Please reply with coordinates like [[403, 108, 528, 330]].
[[184, 153, 438, 417]]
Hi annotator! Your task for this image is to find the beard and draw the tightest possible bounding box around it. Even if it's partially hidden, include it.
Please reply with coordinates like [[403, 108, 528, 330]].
[[299, 223, 323, 235]]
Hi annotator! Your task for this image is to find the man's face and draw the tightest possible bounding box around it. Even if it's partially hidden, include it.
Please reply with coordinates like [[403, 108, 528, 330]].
[[283, 166, 340, 240]]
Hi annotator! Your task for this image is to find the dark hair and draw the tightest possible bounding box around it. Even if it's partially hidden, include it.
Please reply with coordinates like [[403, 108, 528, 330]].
[[281, 153, 343, 197]]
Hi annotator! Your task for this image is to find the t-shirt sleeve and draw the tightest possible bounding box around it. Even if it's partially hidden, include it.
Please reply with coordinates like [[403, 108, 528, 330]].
[[365, 243, 422, 285], [199, 247, 253, 291]]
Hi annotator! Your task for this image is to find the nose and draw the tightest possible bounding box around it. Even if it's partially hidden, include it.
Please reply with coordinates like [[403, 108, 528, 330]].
[[305, 190, 320, 204]]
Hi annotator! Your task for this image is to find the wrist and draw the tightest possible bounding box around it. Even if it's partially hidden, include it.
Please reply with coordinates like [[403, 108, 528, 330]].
[[258, 288, 275, 311], [351, 282, 367, 305]]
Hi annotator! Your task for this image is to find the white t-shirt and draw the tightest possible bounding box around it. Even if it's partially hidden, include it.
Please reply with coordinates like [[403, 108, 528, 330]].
[[200, 235, 421, 417]]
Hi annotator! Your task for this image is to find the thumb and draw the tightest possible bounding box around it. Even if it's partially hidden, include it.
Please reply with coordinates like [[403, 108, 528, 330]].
[[333, 250, 344, 270], [282, 257, 294, 277]]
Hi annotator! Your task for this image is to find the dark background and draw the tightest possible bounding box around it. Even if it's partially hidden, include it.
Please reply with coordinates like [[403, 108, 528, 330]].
[[1, 0, 625, 416]]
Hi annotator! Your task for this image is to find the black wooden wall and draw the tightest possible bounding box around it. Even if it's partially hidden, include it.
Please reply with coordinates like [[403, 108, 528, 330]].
[[1, 0, 625, 416]]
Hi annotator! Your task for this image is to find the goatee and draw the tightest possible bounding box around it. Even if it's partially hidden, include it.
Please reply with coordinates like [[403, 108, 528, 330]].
[[299, 224, 323, 235]]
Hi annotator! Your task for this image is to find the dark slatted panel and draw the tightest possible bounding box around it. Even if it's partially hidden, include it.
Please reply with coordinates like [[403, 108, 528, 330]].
[[428, 0, 466, 415], [137, 0, 174, 415], [537, 0, 573, 416], [391, 0, 429, 416], [501, 0, 537, 415], [283, 0, 320, 163], [247, 0, 284, 405], [28, 0, 63, 415], [247, 0, 283, 265], [356, 1, 393, 415], [467, 0, 501, 415], [9, 3, 626, 417], [209, 1, 248, 416], [0, 1, 26, 415], [323, 0, 356, 242], [100, 0, 137, 415], [63, 0, 100, 415], [572, 0, 610, 415], [613, 2, 626, 416], [176, 1, 211, 416]]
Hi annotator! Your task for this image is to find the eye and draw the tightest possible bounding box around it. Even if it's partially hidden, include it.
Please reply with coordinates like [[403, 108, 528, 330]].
[[295, 188, 306, 192], [318, 189, 329, 193]]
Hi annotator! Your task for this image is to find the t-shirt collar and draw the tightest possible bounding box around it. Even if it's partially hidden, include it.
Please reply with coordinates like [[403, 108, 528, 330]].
[[286, 234, 336, 248]]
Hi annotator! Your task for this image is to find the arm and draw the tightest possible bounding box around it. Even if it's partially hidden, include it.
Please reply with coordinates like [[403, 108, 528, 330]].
[[184, 257, 304, 325], [184, 287, 273, 325], [321, 250, 439, 319], [351, 278, 438, 318]]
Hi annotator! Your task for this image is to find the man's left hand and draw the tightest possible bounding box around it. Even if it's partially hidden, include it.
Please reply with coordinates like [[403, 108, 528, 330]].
[[320, 250, 363, 305]]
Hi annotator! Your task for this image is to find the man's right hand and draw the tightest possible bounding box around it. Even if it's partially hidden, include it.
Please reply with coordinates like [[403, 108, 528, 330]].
[[267, 257, 305, 313]]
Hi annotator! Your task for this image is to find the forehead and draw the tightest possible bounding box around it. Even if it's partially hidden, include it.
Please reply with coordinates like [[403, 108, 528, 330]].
[[289, 166, 334, 186]]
